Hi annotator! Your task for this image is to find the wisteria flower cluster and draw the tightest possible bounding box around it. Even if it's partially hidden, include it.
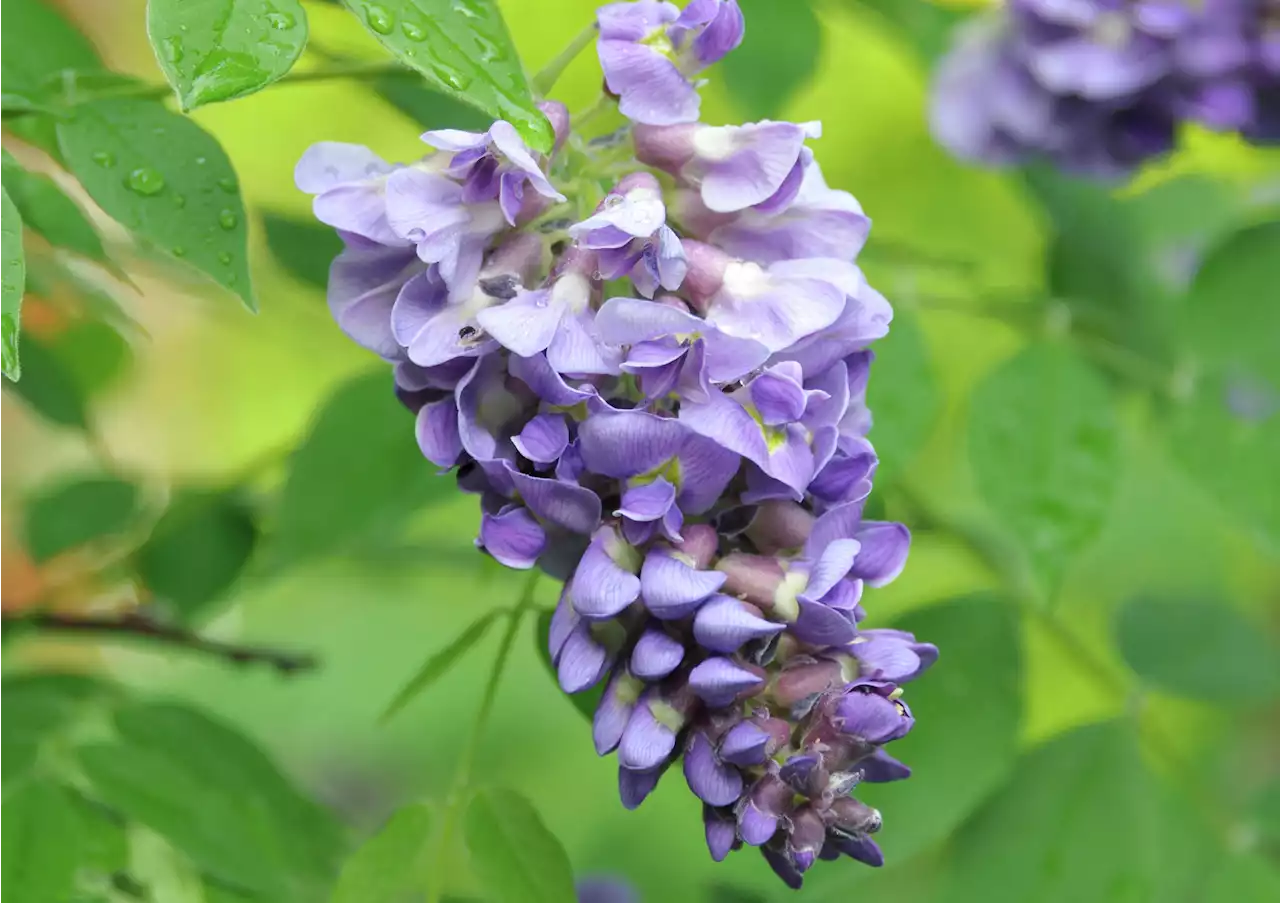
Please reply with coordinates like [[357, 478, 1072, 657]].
[[931, 0, 1280, 177], [297, 0, 935, 888]]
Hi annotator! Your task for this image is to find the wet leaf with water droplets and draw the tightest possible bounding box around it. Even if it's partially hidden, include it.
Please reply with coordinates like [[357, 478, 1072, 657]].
[[340, 0, 551, 152], [2, 150, 111, 270], [57, 99, 254, 309], [146, 0, 309, 109], [1, 187, 24, 381]]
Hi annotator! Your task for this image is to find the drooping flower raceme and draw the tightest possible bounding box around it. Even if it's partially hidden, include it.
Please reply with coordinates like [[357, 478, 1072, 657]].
[[298, 1, 935, 889], [930, 0, 1280, 177]]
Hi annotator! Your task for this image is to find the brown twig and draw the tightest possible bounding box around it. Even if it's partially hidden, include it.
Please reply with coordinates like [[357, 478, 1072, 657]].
[[5, 612, 318, 675]]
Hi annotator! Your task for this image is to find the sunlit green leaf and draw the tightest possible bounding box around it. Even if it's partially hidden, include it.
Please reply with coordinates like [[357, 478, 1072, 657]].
[[341, 0, 551, 152], [723, 0, 820, 120], [0, 0, 103, 93], [2, 332, 89, 428], [2, 149, 110, 266], [270, 369, 454, 569], [261, 213, 343, 288], [1, 672, 110, 785], [135, 489, 260, 622], [969, 342, 1119, 594], [1116, 596, 1280, 704], [380, 610, 502, 723], [24, 474, 142, 562], [858, 593, 1021, 862], [72, 793, 131, 876], [329, 803, 434, 903], [1166, 222, 1280, 547], [864, 307, 938, 485], [464, 787, 576, 903], [1, 186, 23, 380], [1, 778, 82, 903], [940, 721, 1162, 903], [56, 98, 255, 309], [79, 701, 344, 901], [147, 0, 309, 110], [534, 607, 600, 724]]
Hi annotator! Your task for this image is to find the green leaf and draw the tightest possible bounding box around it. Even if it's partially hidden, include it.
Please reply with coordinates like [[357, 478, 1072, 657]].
[[1166, 222, 1280, 547], [49, 319, 134, 397], [262, 213, 343, 288], [373, 75, 492, 132], [845, 0, 965, 64], [270, 369, 453, 569], [1206, 852, 1280, 903], [463, 787, 576, 903], [146, 0, 309, 110], [1115, 596, 1280, 704], [24, 475, 142, 563], [0, 0, 103, 93], [1, 185, 23, 380], [329, 803, 434, 903], [858, 593, 1021, 862], [71, 793, 131, 875], [340, 0, 552, 152], [940, 721, 1162, 903], [722, 0, 821, 120], [380, 610, 502, 723], [2, 332, 89, 428], [864, 308, 938, 484], [135, 489, 260, 623], [968, 342, 1119, 594], [2, 150, 110, 266], [1, 672, 109, 785], [56, 98, 254, 309], [533, 607, 601, 724], [1, 778, 82, 903], [79, 701, 344, 900]]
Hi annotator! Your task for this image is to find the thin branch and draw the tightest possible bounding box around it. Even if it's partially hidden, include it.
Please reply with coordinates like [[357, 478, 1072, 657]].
[[532, 22, 598, 96], [6, 612, 317, 675]]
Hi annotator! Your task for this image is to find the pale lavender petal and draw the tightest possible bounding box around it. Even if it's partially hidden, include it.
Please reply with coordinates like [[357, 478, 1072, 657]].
[[547, 309, 619, 376], [513, 413, 570, 464], [478, 506, 547, 568], [748, 363, 807, 425], [508, 352, 598, 406], [475, 288, 563, 357], [737, 801, 778, 846], [420, 128, 487, 152], [327, 245, 420, 359], [594, 669, 641, 755], [791, 601, 857, 646], [696, 121, 818, 213], [619, 698, 679, 770], [802, 537, 861, 601], [548, 590, 579, 661], [852, 522, 911, 586], [616, 477, 677, 522], [557, 623, 610, 692], [674, 433, 742, 514], [718, 720, 769, 766], [600, 40, 701, 126], [295, 142, 393, 193], [597, 0, 679, 41], [595, 297, 707, 344], [578, 409, 687, 477]]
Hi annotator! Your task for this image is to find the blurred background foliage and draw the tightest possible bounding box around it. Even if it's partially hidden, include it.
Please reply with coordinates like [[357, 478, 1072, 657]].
[[3, 0, 1280, 901]]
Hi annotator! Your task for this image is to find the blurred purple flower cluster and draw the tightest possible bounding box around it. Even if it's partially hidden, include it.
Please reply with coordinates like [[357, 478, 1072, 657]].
[[298, 0, 935, 888], [931, 0, 1280, 177]]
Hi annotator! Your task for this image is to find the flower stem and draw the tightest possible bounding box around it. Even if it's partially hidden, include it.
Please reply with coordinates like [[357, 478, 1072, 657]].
[[426, 570, 540, 903], [532, 22, 599, 97]]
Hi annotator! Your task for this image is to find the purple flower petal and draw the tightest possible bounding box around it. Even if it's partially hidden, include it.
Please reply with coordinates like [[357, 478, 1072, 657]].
[[718, 720, 769, 766], [599, 40, 701, 126], [791, 601, 857, 646], [578, 409, 688, 477], [693, 121, 820, 213], [475, 287, 563, 357], [852, 522, 911, 586], [619, 696, 681, 770], [594, 668, 643, 755], [688, 657, 764, 706], [618, 765, 663, 810], [557, 623, 610, 693], [415, 397, 462, 468], [513, 413, 570, 465], [704, 808, 737, 861], [640, 549, 727, 619], [683, 731, 744, 806], [616, 476, 677, 522], [738, 800, 778, 846], [570, 528, 642, 619], [478, 506, 546, 569], [859, 748, 912, 783], [630, 626, 685, 680], [693, 595, 785, 653]]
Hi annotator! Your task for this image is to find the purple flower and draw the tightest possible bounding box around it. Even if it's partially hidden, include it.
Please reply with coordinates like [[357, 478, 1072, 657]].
[[635, 120, 820, 212], [325, 242, 422, 359], [597, 0, 745, 126], [295, 142, 405, 246], [570, 172, 687, 297], [421, 121, 565, 224]]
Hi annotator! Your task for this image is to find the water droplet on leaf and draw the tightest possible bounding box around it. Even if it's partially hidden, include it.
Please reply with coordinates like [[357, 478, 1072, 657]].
[[126, 168, 165, 196], [265, 11, 295, 30], [91, 151, 115, 168], [218, 251, 233, 265], [430, 64, 472, 91], [217, 176, 237, 193], [453, 0, 483, 19], [218, 210, 239, 230], [162, 36, 183, 64], [401, 21, 426, 41], [365, 4, 394, 34], [194, 156, 207, 166], [171, 245, 187, 257], [173, 194, 187, 208]]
